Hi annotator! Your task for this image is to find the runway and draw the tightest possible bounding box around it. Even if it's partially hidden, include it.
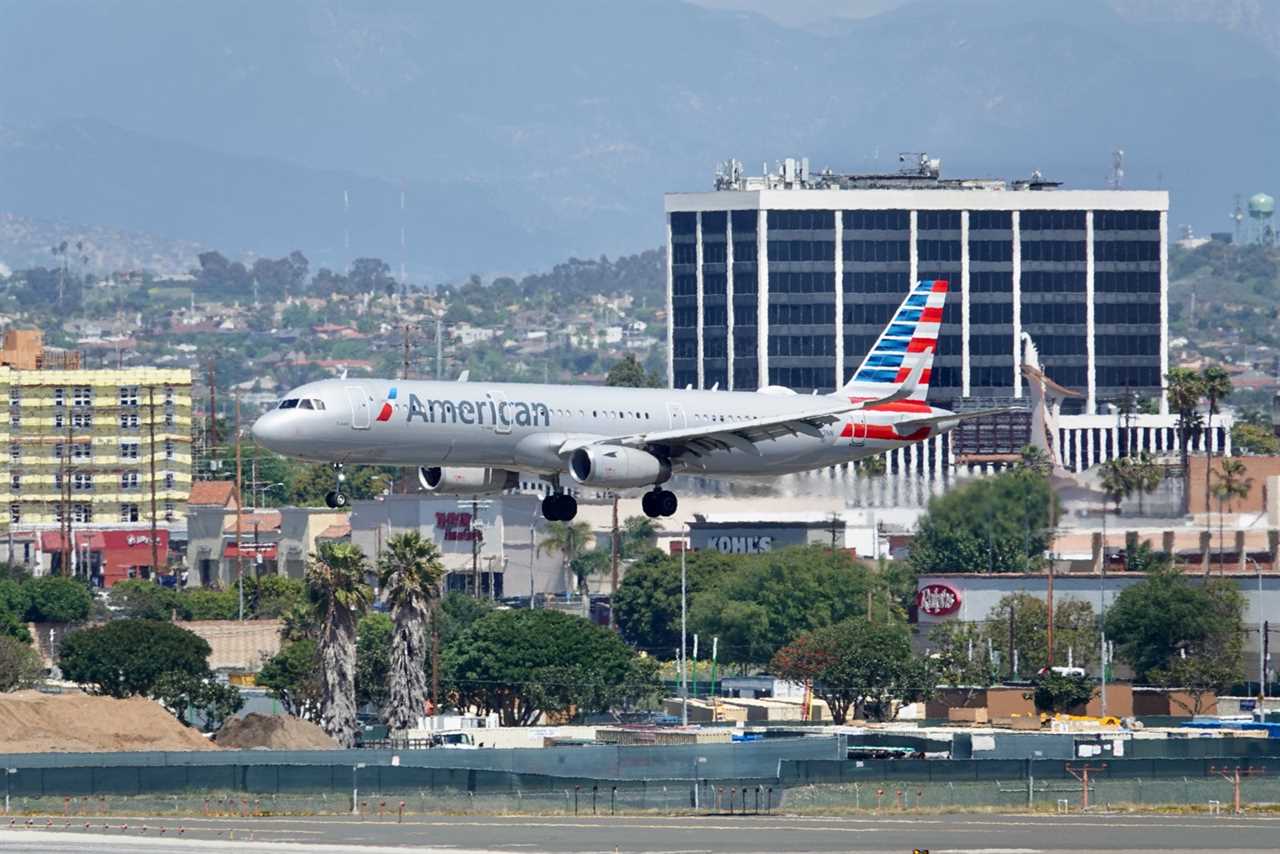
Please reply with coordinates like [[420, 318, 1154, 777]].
[[2, 811, 1278, 852]]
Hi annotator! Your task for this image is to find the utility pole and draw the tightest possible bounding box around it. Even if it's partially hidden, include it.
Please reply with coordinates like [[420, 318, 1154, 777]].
[[148, 386, 159, 579], [471, 498, 480, 598], [610, 495, 619, 629], [60, 405, 72, 577], [1065, 763, 1106, 812], [234, 395, 244, 621], [1007, 604, 1016, 680], [207, 360, 219, 446], [680, 521, 688, 726], [1046, 563, 1056, 668], [402, 324, 411, 380], [435, 315, 443, 380]]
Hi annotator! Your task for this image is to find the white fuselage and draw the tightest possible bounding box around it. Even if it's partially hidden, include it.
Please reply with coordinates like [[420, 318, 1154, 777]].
[[251, 377, 954, 481]]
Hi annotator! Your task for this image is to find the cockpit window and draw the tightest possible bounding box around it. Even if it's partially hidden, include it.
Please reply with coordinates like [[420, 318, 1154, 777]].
[[312, 399, 326, 411], [299, 399, 314, 410], [279, 399, 299, 409]]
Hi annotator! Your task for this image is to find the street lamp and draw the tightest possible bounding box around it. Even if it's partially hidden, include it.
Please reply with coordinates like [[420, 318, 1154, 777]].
[[4, 768, 16, 815], [351, 762, 366, 815], [680, 520, 688, 726]]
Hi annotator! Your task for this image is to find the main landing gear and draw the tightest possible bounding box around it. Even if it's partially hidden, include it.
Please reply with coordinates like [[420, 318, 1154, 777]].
[[541, 490, 578, 522], [641, 488, 678, 519], [324, 463, 348, 509]]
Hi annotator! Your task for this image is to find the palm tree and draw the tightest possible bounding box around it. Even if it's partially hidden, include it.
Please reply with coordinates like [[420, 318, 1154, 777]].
[[1200, 365, 1233, 531], [1166, 367, 1204, 516], [1099, 457, 1133, 569], [539, 520, 593, 610], [306, 542, 373, 747], [1211, 458, 1253, 576], [620, 515, 661, 558], [1130, 451, 1164, 517], [377, 532, 445, 732]]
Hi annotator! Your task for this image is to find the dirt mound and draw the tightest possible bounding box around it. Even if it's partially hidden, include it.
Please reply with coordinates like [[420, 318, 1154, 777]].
[[0, 691, 217, 752], [214, 713, 337, 750]]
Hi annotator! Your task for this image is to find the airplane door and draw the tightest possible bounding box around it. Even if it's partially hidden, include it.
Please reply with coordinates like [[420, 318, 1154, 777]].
[[850, 411, 867, 446], [666, 402, 687, 430], [489, 391, 511, 435], [346, 386, 371, 430]]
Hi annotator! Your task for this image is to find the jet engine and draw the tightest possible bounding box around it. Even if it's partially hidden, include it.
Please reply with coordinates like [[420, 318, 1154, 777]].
[[419, 466, 519, 495], [569, 446, 670, 488]]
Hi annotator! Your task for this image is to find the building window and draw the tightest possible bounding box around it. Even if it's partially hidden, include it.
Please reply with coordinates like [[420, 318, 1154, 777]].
[[73, 386, 92, 407], [72, 443, 92, 461], [121, 471, 140, 490], [120, 503, 140, 523], [164, 501, 175, 522], [53, 387, 65, 408], [72, 472, 93, 491], [163, 472, 175, 490], [164, 411, 175, 428], [120, 441, 140, 460], [9, 474, 19, 492], [120, 412, 139, 429], [118, 386, 139, 407], [71, 410, 93, 428], [7, 388, 18, 407], [7, 503, 18, 524], [164, 385, 175, 403], [53, 471, 62, 490], [7, 412, 17, 428], [164, 440, 175, 460], [72, 503, 92, 523], [7, 444, 18, 463], [53, 411, 64, 429]]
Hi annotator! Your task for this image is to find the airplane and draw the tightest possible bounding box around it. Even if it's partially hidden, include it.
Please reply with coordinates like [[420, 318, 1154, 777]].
[[251, 279, 1007, 521]]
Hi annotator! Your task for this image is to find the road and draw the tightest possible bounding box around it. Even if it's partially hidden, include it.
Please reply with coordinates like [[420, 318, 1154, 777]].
[[1, 812, 1278, 852]]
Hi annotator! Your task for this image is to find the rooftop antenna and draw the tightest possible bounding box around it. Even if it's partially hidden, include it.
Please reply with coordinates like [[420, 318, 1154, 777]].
[[1108, 148, 1125, 189]]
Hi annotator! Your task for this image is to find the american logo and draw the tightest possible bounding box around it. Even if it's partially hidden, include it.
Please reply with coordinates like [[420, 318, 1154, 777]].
[[376, 387, 397, 422]]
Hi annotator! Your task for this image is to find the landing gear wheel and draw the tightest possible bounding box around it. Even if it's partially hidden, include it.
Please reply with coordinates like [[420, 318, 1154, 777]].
[[656, 489, 678, 518], [324, 490, 348, 509], [641, 491, 659, 518], [541, 493, 578, 521]]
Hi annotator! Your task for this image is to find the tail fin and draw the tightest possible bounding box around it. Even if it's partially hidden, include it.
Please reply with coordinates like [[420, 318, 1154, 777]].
[[1021, 331, 1082, 478], [841, 279, 947, 401]]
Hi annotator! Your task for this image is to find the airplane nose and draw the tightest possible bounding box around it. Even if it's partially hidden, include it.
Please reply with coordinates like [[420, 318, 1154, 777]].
[[251, 412, 289, 450]]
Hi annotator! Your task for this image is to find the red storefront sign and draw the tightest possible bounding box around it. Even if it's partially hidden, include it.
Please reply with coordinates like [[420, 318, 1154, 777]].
[[916, 583, 961, 617], [42, 529, 171, 587], [435, 511, 480, 542]]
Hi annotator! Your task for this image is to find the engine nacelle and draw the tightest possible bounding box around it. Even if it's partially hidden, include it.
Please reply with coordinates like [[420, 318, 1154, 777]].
[[569, 446, 670, 488], [419, 466, 519, 495]]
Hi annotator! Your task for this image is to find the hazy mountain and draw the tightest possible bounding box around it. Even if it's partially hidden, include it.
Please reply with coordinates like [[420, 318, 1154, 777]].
[[2, 0, 1278, 278]]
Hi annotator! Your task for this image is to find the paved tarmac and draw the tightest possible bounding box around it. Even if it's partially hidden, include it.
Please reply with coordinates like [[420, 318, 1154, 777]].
[[2, 811, 1279, 852]]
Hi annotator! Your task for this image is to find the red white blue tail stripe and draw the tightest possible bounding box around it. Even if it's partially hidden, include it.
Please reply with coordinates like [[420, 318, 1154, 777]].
[[842, 279, 946, 402]]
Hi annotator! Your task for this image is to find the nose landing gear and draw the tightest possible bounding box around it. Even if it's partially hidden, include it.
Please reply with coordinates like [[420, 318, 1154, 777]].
[[324, 464, 348, 509], [641, 488, 678, 519]]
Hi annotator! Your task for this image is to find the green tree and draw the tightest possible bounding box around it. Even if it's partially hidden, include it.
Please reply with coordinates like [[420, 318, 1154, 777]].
[[909, 469, 1055, 574], [1151, 653, 1241, 716], [927, 621, 995, 703], [286, 464, 393, 507], [771, 619, 929, 723], [1232, 421, 1280, 455], [0, 635, 43, 691], [605, 354, 660, 388], [241, 574, 308, 618], [306, 542, 373, 746], [183, 587, 240, 621], [25, 576, 92, 623], [1166, 367, 1204, 515], [690, 546, 887, 666], [444, 609, 656, 726], [1200, 365, 1233, 524], [58, 620, 211, 698], [377, 532, 445, 730], [620, 516, 661, 558], [1130, 452, 1164, 515], [258, 639, 322, 718], [1105, 566, 1245, 681], [152, 671, 244, 732], [109, 579, 189, 621], [355, 612, 392, 712], [1032, 672, 1095, 714], [1099, 456, 1133, 517], [1018, 444, 1053, 477], [983, 593, 1100, 674]]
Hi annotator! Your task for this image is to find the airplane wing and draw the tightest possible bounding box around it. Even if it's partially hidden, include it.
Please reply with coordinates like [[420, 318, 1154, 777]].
[[569, 355, 929, 458]]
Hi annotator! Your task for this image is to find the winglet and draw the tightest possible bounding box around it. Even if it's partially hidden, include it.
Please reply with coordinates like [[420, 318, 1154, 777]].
[[457, 370, 470, 383]]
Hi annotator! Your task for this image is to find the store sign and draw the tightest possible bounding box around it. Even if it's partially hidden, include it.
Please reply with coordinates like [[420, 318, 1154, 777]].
[[916, 583, 961, 616], [707, 535, 773, 554], [435, 512, 480, 542]]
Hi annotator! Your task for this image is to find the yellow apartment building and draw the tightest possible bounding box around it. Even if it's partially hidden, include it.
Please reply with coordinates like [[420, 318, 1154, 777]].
[[1, 362, 194, 538]]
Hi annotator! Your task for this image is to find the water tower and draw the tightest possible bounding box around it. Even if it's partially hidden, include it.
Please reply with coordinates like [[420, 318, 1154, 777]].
[[1248, 192, 1275, 245]]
